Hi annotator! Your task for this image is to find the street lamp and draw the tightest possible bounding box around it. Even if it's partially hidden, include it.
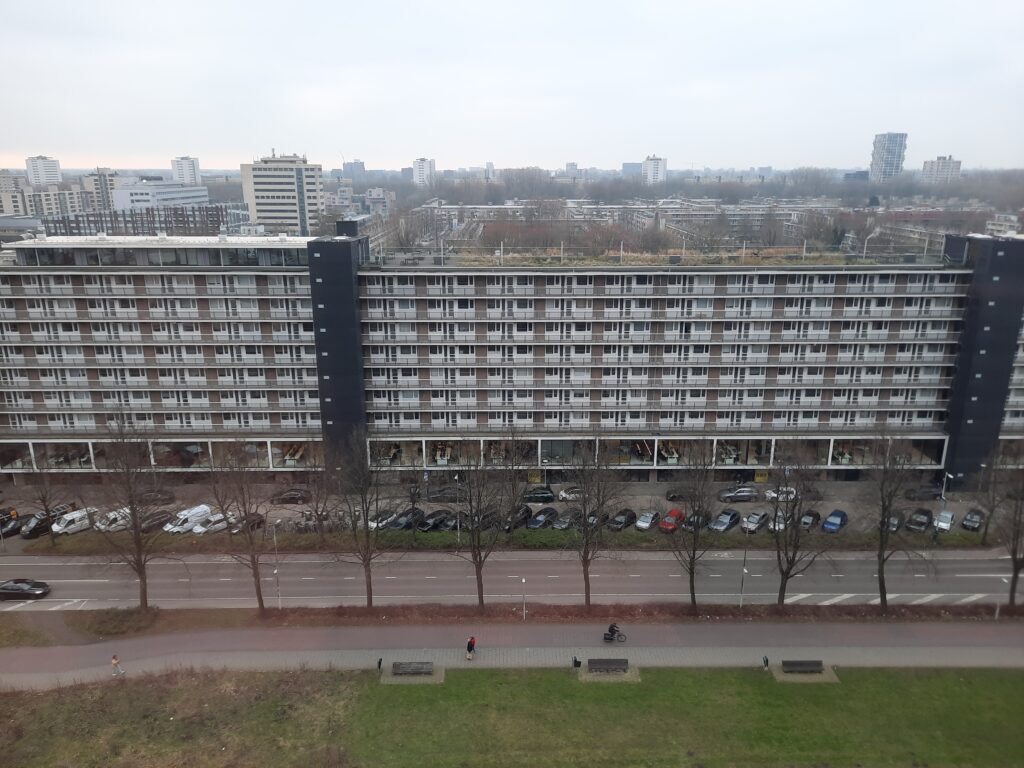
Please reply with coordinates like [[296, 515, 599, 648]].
[[941, 472, 954, 502], [739, 540, 749, 609], [521, 577, 527, 622], [273, 519, 282, 610]]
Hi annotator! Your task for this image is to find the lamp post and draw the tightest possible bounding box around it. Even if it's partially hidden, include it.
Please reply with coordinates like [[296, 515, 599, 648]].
[[521, 577, 527, 622], [863, 230, 879, 259], [941, 472, 954, 503], [272, 519, 282, 610], [739, 541, 749, 609]]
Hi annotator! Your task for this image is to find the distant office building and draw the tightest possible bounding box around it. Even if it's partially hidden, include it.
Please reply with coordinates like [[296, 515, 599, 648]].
[[869, 133, 908, 182], [241, 151, 324, 236], [622, 162, 642, 177], [412, 158, 436, 187], [921, 155, 962, 185], [342, 160, 366, 177], [843, 170, 870, 182], [985, 213, 1019, 237], [171, 156, 202, 185], [25, 156, 62, 186], [642, 156, 667, 186], [112, 182, 210, 211]]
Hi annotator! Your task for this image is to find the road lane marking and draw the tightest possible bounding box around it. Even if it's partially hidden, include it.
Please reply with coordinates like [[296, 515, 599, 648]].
[[424, 576, 437, 579], [957, 593, 989, 604], [547, 575, 559, 578], [830, 574, 844, 578], [45, 579, 111, 583], [343, 577, 356, 580], [820, 594, 855, 605], [628, 574, 641, 578], [384, 576, 397, 579], [708, 574, 722, 578], [784, 593, 810, 604], [301, 577, 316, 581], [1, 601, 30, 611], [218, 578, 232, 581], [911, 594, 942, 605], [954, 574, 1012, 578]]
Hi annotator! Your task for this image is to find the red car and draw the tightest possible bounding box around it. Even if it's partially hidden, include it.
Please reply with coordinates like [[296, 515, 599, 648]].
[[659, 508, 686, 533]]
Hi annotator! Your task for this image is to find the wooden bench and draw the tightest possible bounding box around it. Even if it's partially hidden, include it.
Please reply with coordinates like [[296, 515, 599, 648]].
[[392, 661, 434, 676], [587, 658, 628, 674], [780, 659, 824, 674]]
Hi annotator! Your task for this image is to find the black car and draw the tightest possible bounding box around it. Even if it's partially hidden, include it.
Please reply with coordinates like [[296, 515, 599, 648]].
[[272, 487, 312, 505], [504, 505, 533, 532], [680, 513, 709, 532], [0, 579, 50, 600], [521, 486, 556, 504], [608, 509, 637, 531], [389, 507, 426, 530], [425, 485, 468, 503], [230, 514, 267, 534], [20, 512, 58, 539], [140, 510, 174, 533], [885, 511, 906, 533], [526, 507, 559, 530], [552, 509, 580, 531], [417, 511, 451, 532], [961, 509, 985, 532], [665, 488, 684, 502], [0, 514, 24, 537], [585, 511, 611, 528], [436, 511, 460, 532], [904, 486, 942, 501], [905, 508, 934, 533], [799, 510, 821, 530], [139, 489, 175, 506]]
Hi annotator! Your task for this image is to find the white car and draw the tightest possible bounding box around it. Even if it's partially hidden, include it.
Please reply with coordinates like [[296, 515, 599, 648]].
[[935, 510, 956, 532], [164, 504, 213, 534], [741, 511, 770, 534], [767, 511, 789, 533], [367, 510, 398, 531], [558, 486, 583, 501], [764, 487, 798, 503], [94, 507, 131, 533], [193, 513, 232, 535], [51, 507, 97, 535]]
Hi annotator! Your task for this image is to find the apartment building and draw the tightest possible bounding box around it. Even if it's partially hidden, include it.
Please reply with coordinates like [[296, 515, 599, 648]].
[[921, 155, 961, 184], [412, 158, 436, 187], [241, 153, 324, 236], [642, 156, 667, 186], [112, 182, 210, 211], [3, 229, 1023, 483], [171, 156, 202, 186], [869, 133, 908, 182], [25, 156, 62, 186], [0, 234, 319, 474]]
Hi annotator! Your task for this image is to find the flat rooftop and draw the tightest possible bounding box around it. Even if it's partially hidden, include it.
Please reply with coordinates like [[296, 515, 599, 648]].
[[10, 235, 315, 249]]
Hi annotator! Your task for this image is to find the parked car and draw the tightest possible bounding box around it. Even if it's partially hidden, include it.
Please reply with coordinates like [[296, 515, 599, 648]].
[[526, 507, 559, 530], [552, 509, 580, 530], [521, 486, 555, 504], [764, 487, 797, 503], [0, 579, 50, 600], [139, 489, 175, 506], [193, 513, 232, 535], [635, 510, 661, 531], [906, 508, 934, 533], [141, 510, 174, 532], [665, 488, 684, 502], [799, 510, 821, 530], [272, 487, 312, 505], [230, 515, 266, 535], [717, 485, 759, 503], [436, 512, 460, 532], [935, 510, 956, 533], [368, 510, 399, 531], [822, 509, 849, 533], [768, 510, 790, 533], [0, 508, 23, 537], [163, 504, 214, 534], [608, 508, 637, 531], [389, 507, 426, 530], [51, 507, 97, 535], [886, 511, 906, 533], [961, 509, 985, 532], [904, 486, 942, 501], [417, 510, 451, 532], [585, 511, 611, 528], [741, 511, 770, 534], [20, 512, 58, 539], [94, 507, 132, 533], [709, 509, 742, 532], [424, 485, 468, 503], [681, 513, 709, 532], [504, 505, 533, 532], [658, 508, 686, 533], [558, 486, 583, 502]]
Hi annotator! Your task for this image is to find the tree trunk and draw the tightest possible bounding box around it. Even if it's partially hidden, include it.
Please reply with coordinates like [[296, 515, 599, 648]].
[[138, 568, 149, 611], [688, 567, 697, 612], [877, 558, 888, 612], [363, 561, 373, 608], [981, 515, 992, 547], [1010, 565, 1021, 608], [582, 558, 592, 610], [474, 562, 485, 612], [251, 556, 266, 613], [777, 572, 789, 606]]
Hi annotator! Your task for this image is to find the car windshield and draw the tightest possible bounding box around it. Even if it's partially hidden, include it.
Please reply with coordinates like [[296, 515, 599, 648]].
[[716, 515, 729, 524], [827, 515, 841, 523]]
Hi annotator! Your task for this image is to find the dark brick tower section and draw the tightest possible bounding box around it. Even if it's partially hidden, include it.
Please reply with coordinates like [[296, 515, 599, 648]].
[[307, 220, 370, 451], [944, 235, 1024, 479]]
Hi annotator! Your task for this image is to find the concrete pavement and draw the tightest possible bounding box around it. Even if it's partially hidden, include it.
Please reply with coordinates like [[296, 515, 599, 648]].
[[1, 621, 1022, 690]]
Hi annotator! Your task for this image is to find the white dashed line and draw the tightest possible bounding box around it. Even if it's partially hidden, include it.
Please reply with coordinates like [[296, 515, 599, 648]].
[[301, 577, 316, 581], [911, 594, 942, 605], [820, 594, 855, 605], [957, 593, 988, 604], [784, 593, 811, 604]]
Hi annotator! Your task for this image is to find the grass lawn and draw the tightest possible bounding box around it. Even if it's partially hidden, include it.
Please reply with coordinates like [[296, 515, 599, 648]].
[[2, 668, 1022, 767], [0, 614, 50, 647]]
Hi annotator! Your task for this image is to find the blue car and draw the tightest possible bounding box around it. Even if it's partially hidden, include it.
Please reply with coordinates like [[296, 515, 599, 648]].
[[822, 509, 848, 533]]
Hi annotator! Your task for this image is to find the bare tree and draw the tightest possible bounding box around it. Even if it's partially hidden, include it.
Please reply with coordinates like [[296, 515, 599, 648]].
[[662, 439, 717, 611], [92, 420, 172, 611], [567, 439, 625, 610], [766, 449, 829, 606], [866, 435, 920, 612], [207, 442, 273, 613], [330, 427, 394, 607], [27, 459, 76, 549], [1002, 466, 1024, 607], [975, 449, 1008, 547]]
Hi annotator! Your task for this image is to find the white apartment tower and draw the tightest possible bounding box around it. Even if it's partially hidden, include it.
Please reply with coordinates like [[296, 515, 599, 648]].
[[921, 156, 961, 185], [412, 158, 436, 187], [25, 156, 62, 186], [869, 133, 908, 182], [171, 156, 202, 185], [241, 152, 325, 237], [642, 155, 667, 185]]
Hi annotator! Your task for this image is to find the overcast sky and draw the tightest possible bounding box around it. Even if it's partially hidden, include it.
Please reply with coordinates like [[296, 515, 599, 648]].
[[3, 0, 1022, 172]]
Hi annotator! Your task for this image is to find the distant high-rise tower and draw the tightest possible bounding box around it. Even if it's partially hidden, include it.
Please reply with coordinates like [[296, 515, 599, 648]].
[[25, 155, 62, 186], [241, 151, 324, 236], [342, 159, 366, 178], [869, 133, 908, 182], [171, 156, 202, 185], [921, 155, 962, 185], [412, 158, 436, 187], [642, 155, 667, 185]]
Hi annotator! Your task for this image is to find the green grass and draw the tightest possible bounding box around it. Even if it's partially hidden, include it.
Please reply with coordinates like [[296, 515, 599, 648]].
[[5, 668, 1017, 767], [64, 607, 161, 637], [0, 614, 51, 647]]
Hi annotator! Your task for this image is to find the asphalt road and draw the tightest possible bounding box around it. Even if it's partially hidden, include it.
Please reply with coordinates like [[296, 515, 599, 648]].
[[0, 549, 1015, 611]]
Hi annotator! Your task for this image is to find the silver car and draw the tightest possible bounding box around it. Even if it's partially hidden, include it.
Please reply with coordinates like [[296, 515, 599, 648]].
[[635, 510, 661, 531]]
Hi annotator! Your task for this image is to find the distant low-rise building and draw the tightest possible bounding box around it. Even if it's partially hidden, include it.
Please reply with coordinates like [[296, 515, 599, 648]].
[[112, 181, 210, 211], [986, 213, 1019, 237]]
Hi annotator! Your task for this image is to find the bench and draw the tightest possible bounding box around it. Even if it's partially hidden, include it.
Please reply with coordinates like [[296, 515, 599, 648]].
[[587, 658, 629, 674], [392, 661, 434, 676], [780, 659, 824, 674]]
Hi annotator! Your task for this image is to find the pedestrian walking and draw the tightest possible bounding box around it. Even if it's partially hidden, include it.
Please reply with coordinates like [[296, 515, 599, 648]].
[[111, 654, 126, 677], [465, 636, 476, 661]]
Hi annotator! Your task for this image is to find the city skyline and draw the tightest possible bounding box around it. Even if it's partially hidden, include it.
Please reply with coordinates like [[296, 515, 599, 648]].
[[2, 0, 1022, 171]]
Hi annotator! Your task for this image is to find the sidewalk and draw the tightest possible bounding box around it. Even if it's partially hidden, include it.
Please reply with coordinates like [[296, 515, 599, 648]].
[[2, 621, 1023, 690]]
